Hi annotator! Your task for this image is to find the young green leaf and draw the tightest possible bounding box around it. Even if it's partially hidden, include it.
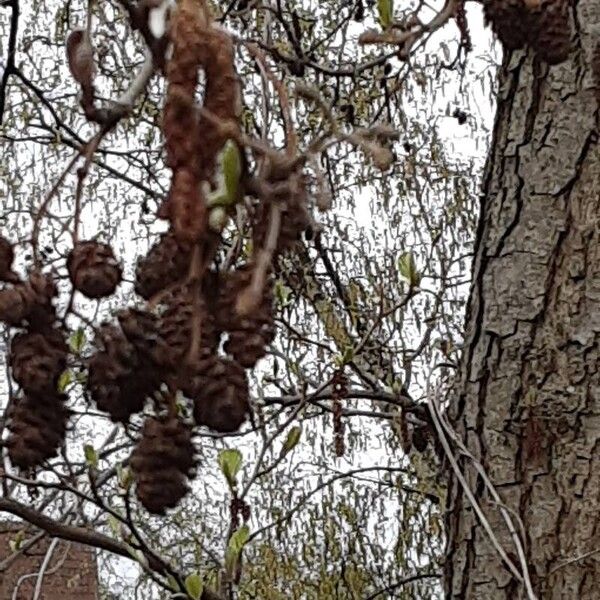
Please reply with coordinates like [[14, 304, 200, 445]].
[[282, 426, 302, 454], [274, 280, 292, 307], [125, 544, 148, 568], [68, 327, 86, 353], [206, 139, 243, 209], [117, 464, 133, 492], [184, 573, 204, 600], [377, 0, 393, 28], [167, 574, 181, 593], [107, 514, 121, 538], [397, 251, 421, 287], [225, 525, 250, 578], [57, 369, 73, 393], [218, 448, 243, 487], [9, 530, 24, 552], [229, 524, 250, 553], [83, 444, 99, 469]]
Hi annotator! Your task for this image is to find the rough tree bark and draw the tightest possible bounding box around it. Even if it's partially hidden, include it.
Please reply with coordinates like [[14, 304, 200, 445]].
[[445, 4, 600, 598]]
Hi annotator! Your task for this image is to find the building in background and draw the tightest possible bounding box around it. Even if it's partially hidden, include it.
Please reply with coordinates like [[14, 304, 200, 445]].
[[0, 522, 98, 599]]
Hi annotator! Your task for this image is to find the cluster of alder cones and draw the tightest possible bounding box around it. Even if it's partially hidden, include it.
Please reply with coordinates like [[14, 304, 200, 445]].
[[483, 0, 572, 64], [1, 0, 313, 515], [0, 208, 307, 514], [0, 240, 123, 472]]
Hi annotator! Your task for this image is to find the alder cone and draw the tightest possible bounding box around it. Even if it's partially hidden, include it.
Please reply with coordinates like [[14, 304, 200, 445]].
[[180, 357, 249, 433], [87, 325, 159, 422], [118, 308, 161, 359], [216, 268, 275, 367], [134, 233, 190, 300], [162, 286, 219, 365], [10, 330, 67, 395], [130, 416, 196, 514], [68, 241, 122, 299], [225, 309, 275, 368], [483, 0, 531, 50], [253, 196, 312, 255], [412, 425, 430, 453], [0, 236, 13, 273], [530, 0, 571, 65], [5, 394, 71, 469], [0, 236, 18, 283], [0, 271, 56, 329]]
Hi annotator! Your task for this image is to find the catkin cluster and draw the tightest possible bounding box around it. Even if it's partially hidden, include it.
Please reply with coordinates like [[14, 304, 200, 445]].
[[1, 0, 313, 515]]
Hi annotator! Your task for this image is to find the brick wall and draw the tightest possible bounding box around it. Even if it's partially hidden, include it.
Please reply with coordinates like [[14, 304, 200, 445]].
[[0, 523, 98, 599]]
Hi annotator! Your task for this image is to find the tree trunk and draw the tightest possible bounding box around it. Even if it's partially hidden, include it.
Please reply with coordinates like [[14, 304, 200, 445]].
[[444, 8, 600, 599]]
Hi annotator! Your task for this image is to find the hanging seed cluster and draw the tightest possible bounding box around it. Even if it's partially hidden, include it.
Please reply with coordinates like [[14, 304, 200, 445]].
[[484, 0, 572, 64], [2, 0, 315, 515], [67, 241, 122, 299], [129, 416, 196, 515], [0, 239, 71, 469]]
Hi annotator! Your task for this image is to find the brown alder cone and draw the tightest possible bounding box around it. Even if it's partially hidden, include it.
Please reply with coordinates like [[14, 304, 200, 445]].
[[252, 173, 312, 256], [529, 0, 571, 65], [0, 236, 19, 283], [5, 394, 71, 470], [134, 233, 191, 300], [411, 425, 430, 453], [67, 241, 122, 299], [10, 330, 67, 396], [254, 197, 312, 255], [87, 325, 159, 423], [117, 308, 160, 356], [154, 285, 219, 368], [130, 415, 196, 514], [0, 271, 56, 329], [484, 0, 572, 64], [179, 356, 249, 433], [216, 267, 275, 368], [483, 0, 531, 51]]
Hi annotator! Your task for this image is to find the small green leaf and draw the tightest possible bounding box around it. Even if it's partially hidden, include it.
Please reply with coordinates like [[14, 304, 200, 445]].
[[125, 544, 148, 568], [117, 464, 133, 492], [68, 327, 86, 353], [225, 525, 250, 578], [184, 573, 204, 599], [167, 574, 181, 593], [206, 139, 242, 209], [218, 449, 242, 487], [83, 444, 99, 469], [9, 530, 24, 552], [75, 370, 88, 385], [282, 426, 302, 454], [57, 369, 73, 392], [397, 251, 421, 287], [377, 0, 393, 28], [107, 514, 121, 537], [342, 345, 354, 364], [228, 524, 250, 553], [274, 280, 292, 307]]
